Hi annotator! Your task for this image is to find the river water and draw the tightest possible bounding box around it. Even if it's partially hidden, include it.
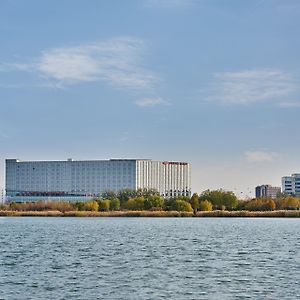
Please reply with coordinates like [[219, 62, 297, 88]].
[[0, 217, 299, 299]]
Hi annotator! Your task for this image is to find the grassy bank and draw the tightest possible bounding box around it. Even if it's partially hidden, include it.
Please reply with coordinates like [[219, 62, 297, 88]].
[[1, 210, 300, 217]]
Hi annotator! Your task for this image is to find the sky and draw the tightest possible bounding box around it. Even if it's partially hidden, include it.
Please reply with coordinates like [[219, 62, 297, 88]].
[[1, 0, 300, 198]]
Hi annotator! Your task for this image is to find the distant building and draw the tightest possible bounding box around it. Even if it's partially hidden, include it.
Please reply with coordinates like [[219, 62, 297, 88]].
[[282, 173, 300, 196], [0, 189, 5, 203], [5, 158, 191, 202], [255, 185, 281, 199]]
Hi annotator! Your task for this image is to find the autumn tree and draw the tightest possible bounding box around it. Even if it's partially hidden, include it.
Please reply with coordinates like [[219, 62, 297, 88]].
[[99, 200, 110, 211], [199, 200, 213, 211], [124, 197, 145, 211], [190, 193, 199, 214]]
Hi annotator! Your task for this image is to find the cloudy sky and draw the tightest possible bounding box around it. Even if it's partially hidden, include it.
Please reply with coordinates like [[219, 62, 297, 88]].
[[1, 0, 300, 198]]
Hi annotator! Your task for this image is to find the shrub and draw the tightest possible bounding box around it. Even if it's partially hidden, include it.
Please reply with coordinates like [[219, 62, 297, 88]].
[[199, 189, 238, 210], [8, 200, 74, 212], [199, 200, 213, 211], [99, 200, 110, 211], [172, 200, 193, 212], [144, 195, 164, 210], [124, 197, 145, 211], [74, 201, 85, 211], [276, 197, 300, 210], [110, 198, 120, 211], [83, 201, 99, 211], [189, 193, 199, 213], [244, 198, 276, 211]]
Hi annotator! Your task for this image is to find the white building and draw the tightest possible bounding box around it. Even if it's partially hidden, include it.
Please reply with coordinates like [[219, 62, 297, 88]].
[[5, 158, 191, 202], [282, 173, 300, 196]]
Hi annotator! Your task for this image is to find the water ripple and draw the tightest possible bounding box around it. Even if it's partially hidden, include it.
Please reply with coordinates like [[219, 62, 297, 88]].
[[0, 217, 299, 299]]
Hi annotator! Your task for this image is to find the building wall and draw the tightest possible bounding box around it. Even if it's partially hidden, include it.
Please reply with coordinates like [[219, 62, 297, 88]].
[[255, 185, 281, 199], [282, 174, 300, 196], [6, 158, 191, 201], [161, 162, 191, 197]]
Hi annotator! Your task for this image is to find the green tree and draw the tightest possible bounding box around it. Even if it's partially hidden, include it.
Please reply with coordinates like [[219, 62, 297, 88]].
[[117, 189, 139, 206], [190, 193, 199, 214], [99, 199, 110, 211], [101, 191, 117, 200], [172, 199, 193, 212], [144, 195, 164, 210], [200, 189, 238, 210], [199, 200, 213, 211], [124, 197, 145, 211], [110, 198, 120, 211]]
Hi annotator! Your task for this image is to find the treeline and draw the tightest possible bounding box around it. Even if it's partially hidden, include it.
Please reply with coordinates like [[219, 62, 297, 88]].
[[1, 188, 300, 213]]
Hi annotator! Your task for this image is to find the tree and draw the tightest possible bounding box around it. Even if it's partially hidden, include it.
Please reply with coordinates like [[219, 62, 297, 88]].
[[277, 197, 300, 210], [101, 191, 117, 200], [199, 200, 213, 211], [110, 198, 120, 211], [172, 200, 193, 212], [117, 189, 139, 206], [137, 188, 160, 198], [244, 198, 276, 211], [264, 199, 276, 211], [190, 193, 199, 214], [99, 200, 110, 211], [74, 201, 85, 211], [199, 189, 238, 210], [124, 197, 145, 211], [144, 195, 164, 210], [83, 201, 99, 211]]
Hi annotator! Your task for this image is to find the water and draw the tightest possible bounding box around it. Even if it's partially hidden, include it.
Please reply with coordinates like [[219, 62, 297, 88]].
[[0, 217, 299, 300]]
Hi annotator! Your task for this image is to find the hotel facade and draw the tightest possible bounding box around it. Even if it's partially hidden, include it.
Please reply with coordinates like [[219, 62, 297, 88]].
[[5, 158, 191, 202]]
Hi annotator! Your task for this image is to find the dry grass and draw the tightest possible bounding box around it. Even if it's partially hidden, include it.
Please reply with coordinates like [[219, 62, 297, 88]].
[[195, 210, 300, 218], [1, 210, 300, 217], [0, 210, 63, 217], [0, 210, 193, 217], [64, 210, 194, 217]]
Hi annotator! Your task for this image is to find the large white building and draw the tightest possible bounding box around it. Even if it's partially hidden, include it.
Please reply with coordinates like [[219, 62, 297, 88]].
[[5, 158, 191, 202], [282, 173, 300, 196]]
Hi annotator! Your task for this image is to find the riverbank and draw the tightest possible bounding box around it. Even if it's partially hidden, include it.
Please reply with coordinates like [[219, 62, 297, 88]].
[[1, 210, 300, 217]]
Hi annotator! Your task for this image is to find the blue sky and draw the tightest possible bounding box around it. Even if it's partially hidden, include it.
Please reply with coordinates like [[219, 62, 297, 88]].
[[1, 0, 300, 198]]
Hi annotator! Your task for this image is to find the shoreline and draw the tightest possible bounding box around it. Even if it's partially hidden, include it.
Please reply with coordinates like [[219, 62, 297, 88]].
[[1, 210, 300, 217]]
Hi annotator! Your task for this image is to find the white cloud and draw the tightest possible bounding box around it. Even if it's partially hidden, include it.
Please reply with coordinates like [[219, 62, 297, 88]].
[[135, 97, 170, 107], [245, 150, 278, 163], [205, 69, 298, 105], [0, 37, 159, 92]]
